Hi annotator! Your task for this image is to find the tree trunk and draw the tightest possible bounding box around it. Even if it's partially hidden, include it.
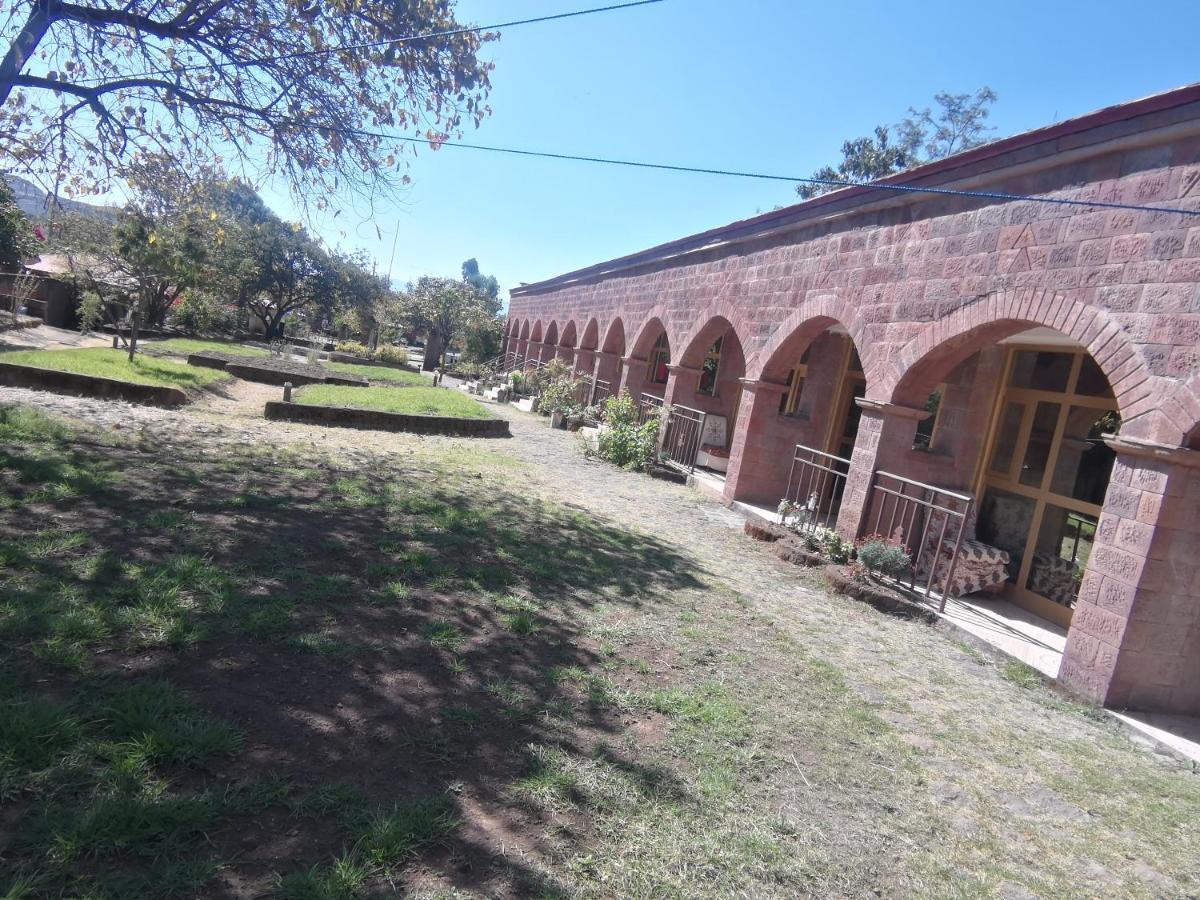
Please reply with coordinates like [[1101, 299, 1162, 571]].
[[127, 310, 140, 362], [422, 330, 444, 372]]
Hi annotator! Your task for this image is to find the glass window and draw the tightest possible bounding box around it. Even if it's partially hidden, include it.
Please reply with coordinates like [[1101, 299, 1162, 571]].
[[989, 401, 1025, 476], [1009, 350, 1073, 392], [976, 488, 1037, 583], [778, 346, 811, 416], [1049, 407, 1119, 503], [1075, 355, 1116, 398], [647, 333, 670, 385], [1018, 401, 1061, 488], [1029, 505, 1095, 608], [912, 387, 943, 450], [698, 337, 723, 396]]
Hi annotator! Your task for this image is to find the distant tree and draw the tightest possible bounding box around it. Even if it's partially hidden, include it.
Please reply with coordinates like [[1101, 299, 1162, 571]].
[[0, 1, 494, 203], [462, 257, 499, 300], [0, 177, 38, 271], [797, 88, 997, 199], [400, 276, 499, 371]]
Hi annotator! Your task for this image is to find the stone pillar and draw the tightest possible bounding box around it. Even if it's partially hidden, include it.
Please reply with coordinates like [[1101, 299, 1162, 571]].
[[594, 351, 623, 398], [722, 378, 793, 505], [834, 398, 930, 539], [1059, 437, 1200, 714], [574, 347, 596, 377], [620, 354, 650, 400], [663, 364, 702, 406]]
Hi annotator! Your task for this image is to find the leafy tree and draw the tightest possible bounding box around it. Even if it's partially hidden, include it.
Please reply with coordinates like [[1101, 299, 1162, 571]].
[[797, 88, 997, 199], [400, 276, 498, 370], [0, 177, 38, 271], [462, 257, 498, 300], [242, 218, 332, 340], [0, 1, 494, 201], [459, 257, 502, 363]]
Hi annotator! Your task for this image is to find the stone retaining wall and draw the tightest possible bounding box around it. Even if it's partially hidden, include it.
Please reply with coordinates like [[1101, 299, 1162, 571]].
[[263, 400, 510, 437], [189, 353, 368, 387], [0, 362, 189, 406]]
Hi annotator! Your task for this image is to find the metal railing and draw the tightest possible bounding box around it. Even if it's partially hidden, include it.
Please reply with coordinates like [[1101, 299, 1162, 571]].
[[637, 392, 665, 425], [861, 470, 973, 611], [781, 444, 851, 537], [590, 377, 612, 406], [660, 403, 708, 474]]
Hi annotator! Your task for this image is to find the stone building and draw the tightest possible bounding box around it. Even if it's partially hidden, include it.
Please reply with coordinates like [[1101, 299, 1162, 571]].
[[504, 84, 1200, 715]]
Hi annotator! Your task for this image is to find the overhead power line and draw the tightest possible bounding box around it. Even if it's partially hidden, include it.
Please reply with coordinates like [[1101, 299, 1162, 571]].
[[328, 127, 1200, 219], [71, 0, 664, 83]]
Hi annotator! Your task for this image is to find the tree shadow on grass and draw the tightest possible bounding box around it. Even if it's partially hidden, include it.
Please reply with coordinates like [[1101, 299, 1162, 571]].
[[0, 408, 704, 897]]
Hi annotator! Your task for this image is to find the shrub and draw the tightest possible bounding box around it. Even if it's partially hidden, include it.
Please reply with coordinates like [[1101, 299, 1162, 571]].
[[855, 534, 911, 579], [538, 371, 587, 417], [375, 345, 408, 366], [599, 390, 638, 428], [171, 291, 238, 335], [336, 340, 371, 358], [596, 413, 659, 471]]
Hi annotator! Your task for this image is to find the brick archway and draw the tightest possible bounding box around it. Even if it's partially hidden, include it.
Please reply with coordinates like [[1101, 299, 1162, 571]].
[[676, 314, 741, 368], [580, 318, 600, 351], [746, 295, 866, 383], [884, 288, 1184, 444], [601, 317, 625, 354], [628, 314, 670, 360]]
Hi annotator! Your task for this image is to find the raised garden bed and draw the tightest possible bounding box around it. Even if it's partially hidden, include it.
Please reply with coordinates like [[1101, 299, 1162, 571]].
[[326, 351, 417, 372], [264, 400, 510, 437], [188, 352, 368, 387], [0, 315, 41, 331], [743, 520, 936, 619], [0, 361, 189, 406]]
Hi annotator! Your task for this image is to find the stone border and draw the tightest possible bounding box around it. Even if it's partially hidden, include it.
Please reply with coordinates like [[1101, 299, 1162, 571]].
[[189, 353, 368, 387], [326, 351, 419, 373], [0, 361, 189, 406], [263, 400, 510, 437], [742, 520, 934, 619]]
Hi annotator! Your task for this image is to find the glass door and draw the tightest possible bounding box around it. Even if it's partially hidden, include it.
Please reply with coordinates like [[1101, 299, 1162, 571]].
[[975, 349, 1119, 627]]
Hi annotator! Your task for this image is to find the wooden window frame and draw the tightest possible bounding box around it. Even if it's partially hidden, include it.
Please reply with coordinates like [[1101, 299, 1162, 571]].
[[698, 336, 724, 397], [646, 333, 670, 385], [974, 345, 1119, 626]]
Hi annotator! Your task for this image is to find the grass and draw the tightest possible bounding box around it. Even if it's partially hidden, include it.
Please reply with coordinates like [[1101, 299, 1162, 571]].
[[140, 337, 270, 358], [0, 347, 226, 389], [0, 401, 1198, 898], [294, 384, 495, 419], [325, 361, 427, 386]]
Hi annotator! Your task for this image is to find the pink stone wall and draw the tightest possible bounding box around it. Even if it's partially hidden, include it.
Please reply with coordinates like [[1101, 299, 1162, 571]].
[[507, 96, 1200, 714]]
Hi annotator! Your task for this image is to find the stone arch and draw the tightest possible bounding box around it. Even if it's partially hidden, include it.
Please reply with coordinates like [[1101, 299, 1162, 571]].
[[629, 315, 670, 360], [677, 315, 743, 369], [580, 318, 600, 351], [601, 318, 625, 354], [559, 320, 578, 349], [885, 288, 1177, 441], [519, 320, 530, 341], [746, 295, 867, 384], [544, 320, 559, 346], [530, 320, 543, 343]]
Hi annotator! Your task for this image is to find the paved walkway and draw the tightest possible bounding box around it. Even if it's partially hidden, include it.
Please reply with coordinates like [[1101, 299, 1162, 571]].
[[2, 373, 1198, 764]]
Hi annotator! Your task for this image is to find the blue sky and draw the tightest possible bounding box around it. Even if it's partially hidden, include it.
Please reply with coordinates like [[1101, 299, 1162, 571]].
[[264, 0, 1200, 306]]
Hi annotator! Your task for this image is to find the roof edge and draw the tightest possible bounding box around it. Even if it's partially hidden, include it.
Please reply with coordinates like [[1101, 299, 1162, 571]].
[[511, 81, 1200, 298]]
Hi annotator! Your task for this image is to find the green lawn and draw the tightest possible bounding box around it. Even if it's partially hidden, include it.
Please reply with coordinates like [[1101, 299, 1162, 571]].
[[326, 362, 427, 386], [0, 348, 227, 389], [0, 404, 1198, 898], [296, 384, 494, 419], [141, 338, 270, 358]]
